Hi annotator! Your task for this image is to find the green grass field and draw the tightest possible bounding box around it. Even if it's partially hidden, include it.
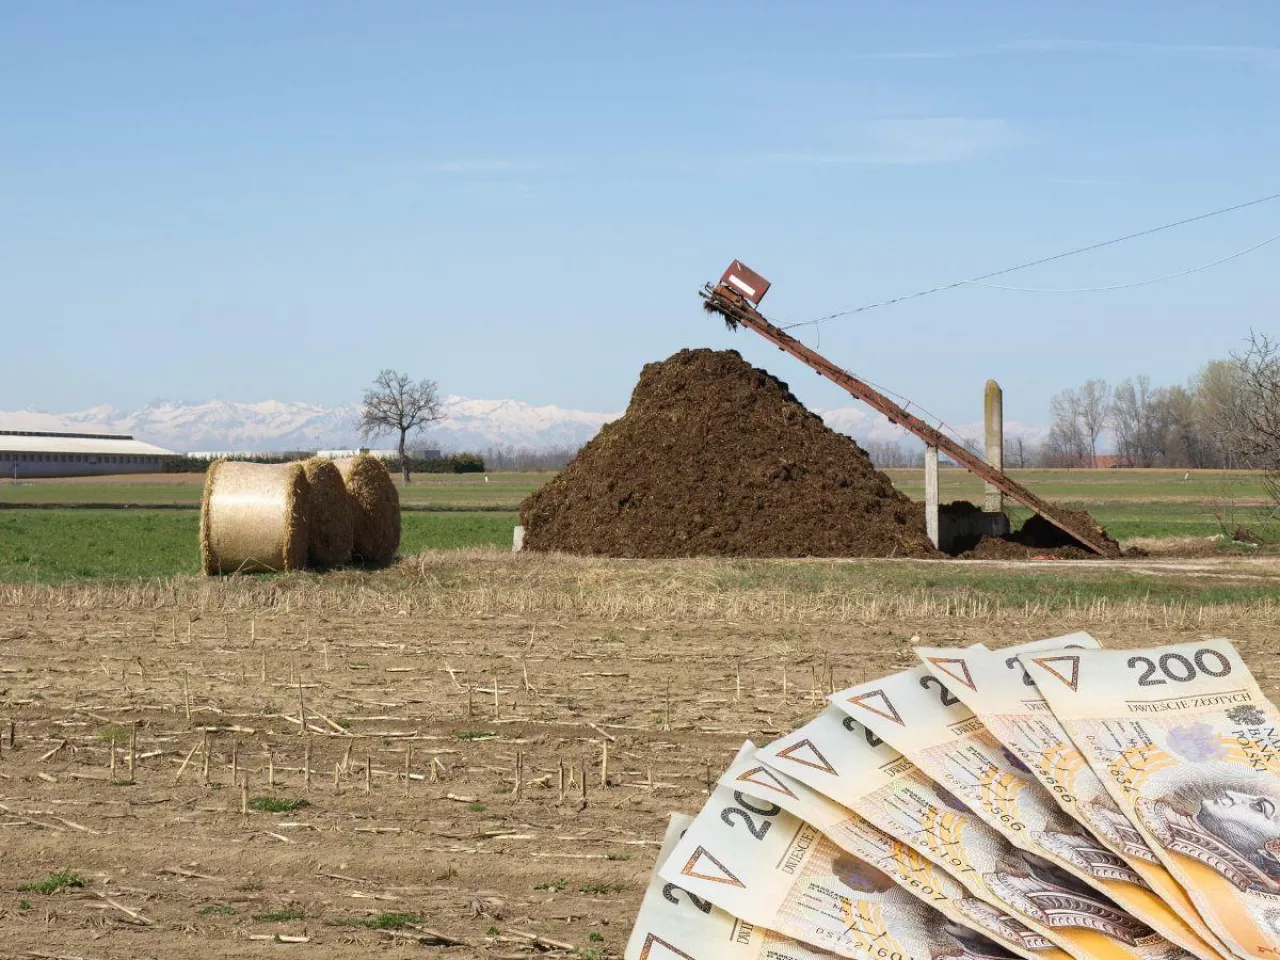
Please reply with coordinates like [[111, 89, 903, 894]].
[[5, 505, 1273, 607], [0, 509, 518, 583], [994, 502, 1237, 541], [1, 468, 1264, 510], [0, 468, 1271, 583], [881, 468, 1269, 504]]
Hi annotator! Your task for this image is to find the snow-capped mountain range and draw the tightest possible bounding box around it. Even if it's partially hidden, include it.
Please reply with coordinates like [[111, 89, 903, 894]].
[[0, 398, 620, 454], [0, 397, 1048, 454]]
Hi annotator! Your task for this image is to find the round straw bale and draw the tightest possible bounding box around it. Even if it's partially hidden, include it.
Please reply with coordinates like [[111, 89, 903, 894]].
[[334, 455, 401, 565], [301, 457, 355, 569], [200, 460, 311, 575]]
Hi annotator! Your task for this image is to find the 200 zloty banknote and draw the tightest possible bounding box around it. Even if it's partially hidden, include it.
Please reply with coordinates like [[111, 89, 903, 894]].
[[720, 742, 1061, 960], [1024, 638, 1280, 960], [626, 812, 841, 960], [831, 658, 1213, 960], [757, 705, 1189, 960], [913, 635, 1228, 958], [660, 745, 1021, 960]]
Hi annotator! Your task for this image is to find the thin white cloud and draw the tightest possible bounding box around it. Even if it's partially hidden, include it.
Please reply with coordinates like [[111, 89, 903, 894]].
[[849, 39, 1280, 65], [759, 117, 1012, 166], [422, 160, 521, 174], [848, 45, 1024, 61], [1051, 178, 1126, 186], [1073, 40, 1280, 64], [455, 180, 537, 197]]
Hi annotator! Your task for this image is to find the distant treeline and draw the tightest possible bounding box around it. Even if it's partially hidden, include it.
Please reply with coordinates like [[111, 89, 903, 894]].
[[483, 445, 581, 471], [861, 335, 1280, 474], [163, 452, 487, 474], [1041, 359, 1249, 469], [393, 452, 485, 474], [162, 452, 307, 473]]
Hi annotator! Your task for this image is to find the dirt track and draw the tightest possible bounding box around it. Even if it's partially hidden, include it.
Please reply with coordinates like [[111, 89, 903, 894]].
[[1, 575, 1278, 958]]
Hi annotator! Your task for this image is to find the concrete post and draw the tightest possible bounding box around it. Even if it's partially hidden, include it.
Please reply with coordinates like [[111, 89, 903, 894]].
[[924, 445, 939, 549], [983, 379, 1004, 513], [512, 525, 525, 552]]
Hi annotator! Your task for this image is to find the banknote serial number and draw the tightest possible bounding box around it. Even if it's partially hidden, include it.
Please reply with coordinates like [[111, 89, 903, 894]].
[[812, 926, 906, 960]]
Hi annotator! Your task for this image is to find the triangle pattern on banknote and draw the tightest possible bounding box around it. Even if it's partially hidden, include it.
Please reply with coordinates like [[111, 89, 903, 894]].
[[680, 845, 746, 887], [638, 933, 696, 960], [774, 739, 837, 775], [845, 689, 905, 725], [1031, 655, 1081, 691], [735, 764, 798, 799], [927, 657, 977, 691]]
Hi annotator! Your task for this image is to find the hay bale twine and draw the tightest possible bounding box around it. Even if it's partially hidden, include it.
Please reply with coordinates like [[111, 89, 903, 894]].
[[335, 455, 401, 565], [200, 460, 311, 575], [301, 457, 355, 568]]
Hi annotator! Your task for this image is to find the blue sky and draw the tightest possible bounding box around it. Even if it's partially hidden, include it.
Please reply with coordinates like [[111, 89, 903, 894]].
[[3, 2, 1278, 431]]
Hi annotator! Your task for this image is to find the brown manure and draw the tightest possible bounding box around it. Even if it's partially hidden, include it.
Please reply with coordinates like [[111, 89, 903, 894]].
[[301, 457, 355, 568], [335, 455, 401, 565], [962, 508, 1121, 559], [200, 461, 311, 575], [519, 348, 939, 558]]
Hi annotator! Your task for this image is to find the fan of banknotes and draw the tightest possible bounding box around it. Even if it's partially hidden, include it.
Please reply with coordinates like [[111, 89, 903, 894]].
[[625, 635, 1280, 960]]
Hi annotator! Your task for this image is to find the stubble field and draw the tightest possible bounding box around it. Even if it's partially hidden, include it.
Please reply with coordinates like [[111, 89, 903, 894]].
[[2, 551, 1280, 958]]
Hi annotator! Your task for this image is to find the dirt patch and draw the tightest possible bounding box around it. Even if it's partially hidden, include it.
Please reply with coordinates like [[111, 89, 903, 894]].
[[520, 349, 938, 558]]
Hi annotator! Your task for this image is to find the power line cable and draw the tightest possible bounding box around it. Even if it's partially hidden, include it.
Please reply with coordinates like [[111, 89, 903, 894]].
[[964, 231, 1280, 293], [781, 190, 1280, 329]]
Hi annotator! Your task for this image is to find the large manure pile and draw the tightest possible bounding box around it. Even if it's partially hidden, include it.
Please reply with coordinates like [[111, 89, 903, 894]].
[[520, 348, 938, 558]]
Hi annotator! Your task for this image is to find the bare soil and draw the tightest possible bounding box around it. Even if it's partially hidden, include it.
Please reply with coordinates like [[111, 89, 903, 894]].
[[1, 571, 1278, 958], [520, 349, 937, 558]]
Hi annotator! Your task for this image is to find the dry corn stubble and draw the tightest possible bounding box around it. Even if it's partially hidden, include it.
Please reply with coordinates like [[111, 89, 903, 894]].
[[6, 550, 1280, 629], [2, 586, 1278, 955], [300, 457, 355, 569], [334, 455, 400, 565], [200, 460, 311, 575]]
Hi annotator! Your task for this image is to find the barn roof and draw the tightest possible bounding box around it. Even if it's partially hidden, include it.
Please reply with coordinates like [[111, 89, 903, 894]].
[[0, 430, 175, 456]]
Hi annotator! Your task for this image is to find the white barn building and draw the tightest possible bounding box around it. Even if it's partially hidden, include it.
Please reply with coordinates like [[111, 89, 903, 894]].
[[0, 430, 175, 479]]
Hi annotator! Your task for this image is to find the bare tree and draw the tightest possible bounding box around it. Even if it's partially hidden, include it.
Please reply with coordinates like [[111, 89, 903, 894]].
[[1195, 359, 1244, 468], [1047, 389, 1089, 466], [1153, 384, 1203, 467], [1224, 332, 1280, 512], [1004, 435, 1034, 469], [1077, 379, 1111, 466], [1045, 381, 1109, 466], [359, 370, 446, 483], [1110, 376, 1170, 467]]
